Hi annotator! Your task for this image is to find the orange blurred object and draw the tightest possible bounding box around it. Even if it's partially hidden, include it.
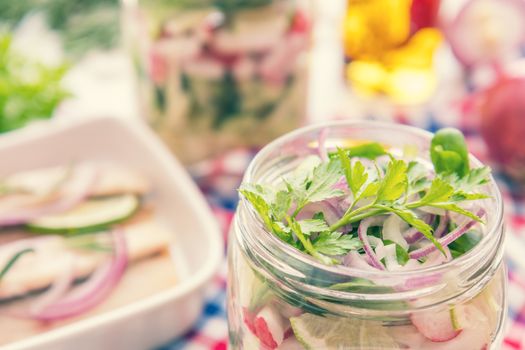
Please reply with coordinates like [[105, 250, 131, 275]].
[[343, 0, 442, 104], [343, 0, 412, 59]]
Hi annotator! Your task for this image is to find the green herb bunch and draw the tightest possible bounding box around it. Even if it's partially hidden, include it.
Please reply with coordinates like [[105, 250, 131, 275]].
[[0, 33, 69, 132], [240, 128, 492, 265]]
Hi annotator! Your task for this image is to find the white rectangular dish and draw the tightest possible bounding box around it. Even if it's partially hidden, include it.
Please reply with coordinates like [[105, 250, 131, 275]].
[[0, 116, 224, 350]]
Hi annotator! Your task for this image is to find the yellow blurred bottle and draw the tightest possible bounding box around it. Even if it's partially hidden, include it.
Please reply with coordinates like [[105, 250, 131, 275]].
[[343, 0, 442, 104]]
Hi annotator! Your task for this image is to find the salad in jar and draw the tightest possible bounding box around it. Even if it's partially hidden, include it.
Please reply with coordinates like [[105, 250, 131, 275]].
[[124, 0, 310, 164], [228, 123, 506, 349]]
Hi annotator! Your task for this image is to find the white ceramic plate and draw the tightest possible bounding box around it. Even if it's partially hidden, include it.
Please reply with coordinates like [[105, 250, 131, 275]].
[[0, 117, 224, 350]]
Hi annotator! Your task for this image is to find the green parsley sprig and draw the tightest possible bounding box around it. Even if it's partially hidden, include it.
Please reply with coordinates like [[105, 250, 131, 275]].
[[240, 128, 491, 265]]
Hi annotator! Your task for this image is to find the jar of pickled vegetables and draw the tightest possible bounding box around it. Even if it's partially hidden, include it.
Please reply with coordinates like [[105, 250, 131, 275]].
[[227, 122, 506, 349], [122, 0, 310, 164]]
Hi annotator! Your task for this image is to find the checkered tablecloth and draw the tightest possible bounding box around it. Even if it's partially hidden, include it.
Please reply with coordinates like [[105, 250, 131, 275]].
[[159, 128, 525, 350]]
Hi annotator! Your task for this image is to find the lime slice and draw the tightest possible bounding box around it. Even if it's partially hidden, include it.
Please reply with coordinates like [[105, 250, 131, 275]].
[[27, 194, 139, 234], [290, 313, 400, 350]]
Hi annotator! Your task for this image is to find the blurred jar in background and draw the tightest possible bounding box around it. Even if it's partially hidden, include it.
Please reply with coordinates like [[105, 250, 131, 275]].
[[122, 0, 311, 165], [342, 0, 442, 106]]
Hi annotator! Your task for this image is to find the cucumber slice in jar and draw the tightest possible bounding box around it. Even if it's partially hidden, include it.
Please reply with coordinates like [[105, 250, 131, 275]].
[[290, 313, 400, 350], [26, 194, 140, 234]]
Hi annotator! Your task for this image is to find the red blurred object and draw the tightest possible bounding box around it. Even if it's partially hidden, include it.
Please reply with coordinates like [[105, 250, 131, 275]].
[[479, 77, 525, 184], [290, 9, 310, 34], [149, 48, 168, 85], [410, 0, 440, 33]]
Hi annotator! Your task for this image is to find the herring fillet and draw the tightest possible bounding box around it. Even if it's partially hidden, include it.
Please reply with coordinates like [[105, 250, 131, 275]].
[[2, 162, 151, 198], [0, 219, 172, 299]]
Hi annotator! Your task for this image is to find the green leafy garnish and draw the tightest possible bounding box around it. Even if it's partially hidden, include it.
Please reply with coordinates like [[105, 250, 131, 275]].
[[329, 142, 387, 160], [448, 230, 482, 258], [240, 128, 491, 265], [312, 231, 362, 256], [430, 128, 469, 177], [376, 160, 408, 202], [384, 240, 409, 266], [0, 33, 69, 132], [0, 248, 34, 281]]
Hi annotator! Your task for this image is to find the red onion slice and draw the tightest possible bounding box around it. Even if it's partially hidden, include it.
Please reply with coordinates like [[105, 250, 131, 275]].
[[0, 165, 98, 226], [343, 251, 378, 271], [29, 254, 75, 314], [434, 214, 450, 239], [296, 201, 341, 227], [409, 209, 486, 260], [358, 217, 386, 270], [29, 229, 128, 322], [421, 247, 453, 267]]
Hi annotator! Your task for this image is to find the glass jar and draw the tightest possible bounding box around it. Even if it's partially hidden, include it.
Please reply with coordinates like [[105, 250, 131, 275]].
[[122, 0, 310, 165], [227, 122, 506, 349]]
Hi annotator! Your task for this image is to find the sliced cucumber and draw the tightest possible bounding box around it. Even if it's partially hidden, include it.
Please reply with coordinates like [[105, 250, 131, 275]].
[[290, 313, 400, 350], [27, 194, 140, 234]]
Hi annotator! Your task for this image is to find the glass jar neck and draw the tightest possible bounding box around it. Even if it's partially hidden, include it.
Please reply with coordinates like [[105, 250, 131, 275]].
[[234, 121, 504, 317]]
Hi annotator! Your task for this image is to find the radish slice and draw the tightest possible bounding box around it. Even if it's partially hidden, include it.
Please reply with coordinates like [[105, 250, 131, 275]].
[[289, 10, 310, 34], [358, 217, 386, 270], [277, 336, 303, 350], [278, 303, 302, 319], [417, 305, 491, 349], [253, 306, 286, 349], [411, 306, 463, 342], [243, 307, 257, 335], [445, 0, 525, 66]]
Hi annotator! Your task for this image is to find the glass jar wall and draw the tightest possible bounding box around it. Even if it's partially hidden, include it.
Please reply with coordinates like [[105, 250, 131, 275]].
[[122, 0, 311, 164], [227, 122, 506, 349]]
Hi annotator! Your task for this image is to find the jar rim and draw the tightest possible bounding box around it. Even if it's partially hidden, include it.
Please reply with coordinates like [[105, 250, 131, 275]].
[[241, 120, 504, 280]]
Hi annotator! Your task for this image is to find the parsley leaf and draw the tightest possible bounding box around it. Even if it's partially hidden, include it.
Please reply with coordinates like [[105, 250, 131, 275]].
[[376, 159, 408, 202], [291, 159, 344, 209], [239, 187, 291, 241], [312, 231, 362, 256], [431, 203, 484, 223], [298, 219, 329, 235], [417, 178, 455, 205], [272, 190, 292, 221], [346, 142, 388, 159], [329, 142, 388, 160], [337, 148, 368, 197], [430, 128, 470, 177]]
